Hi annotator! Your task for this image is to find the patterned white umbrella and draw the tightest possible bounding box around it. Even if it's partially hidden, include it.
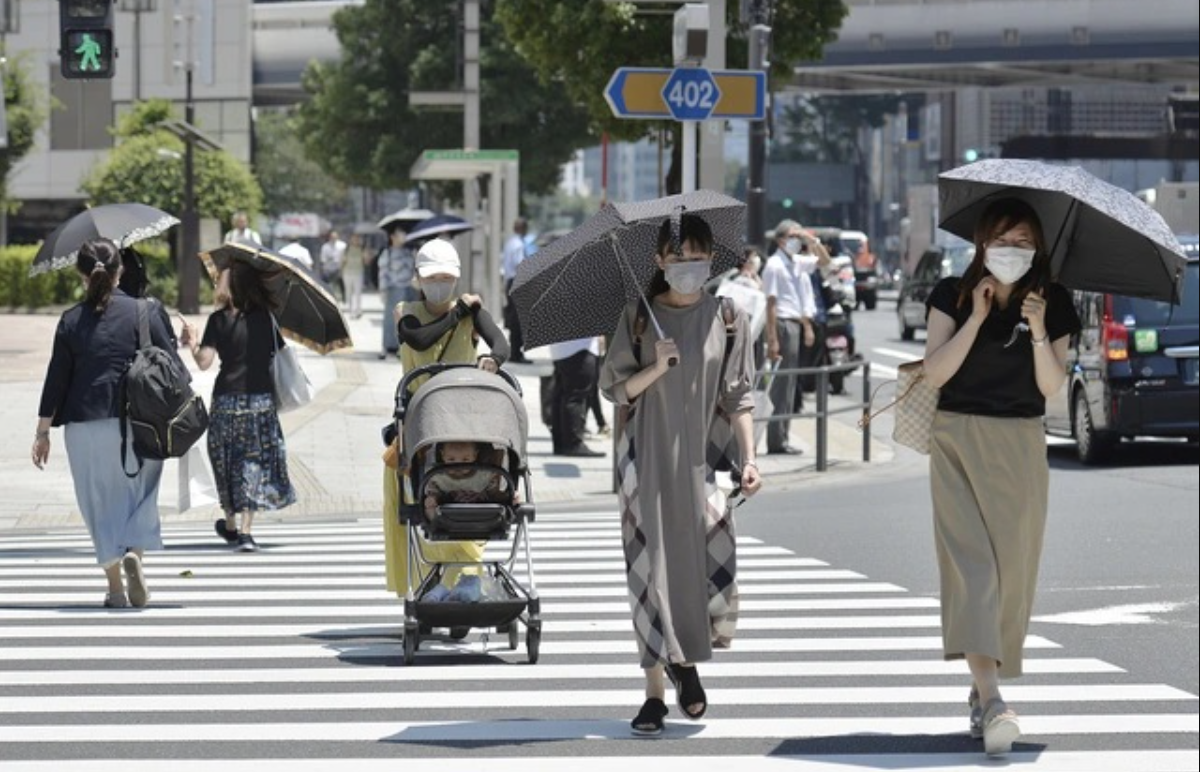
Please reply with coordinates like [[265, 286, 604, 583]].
[[511, 190, 746, 349], [939, 159, 1189, 303]]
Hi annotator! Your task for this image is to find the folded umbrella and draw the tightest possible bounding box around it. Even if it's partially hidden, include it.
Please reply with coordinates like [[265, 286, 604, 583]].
[[403, 214, 474, 246], [511, 190, 745, 349], [938, 159, 1189, 303], [199, 243, 352, 354], [30, 203, 180, 277]]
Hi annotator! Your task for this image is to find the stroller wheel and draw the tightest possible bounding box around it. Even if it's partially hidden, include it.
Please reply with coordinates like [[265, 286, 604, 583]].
[[403, 622, 418, 665], [526, 623, 541, 665], [507, 622, 519, 650]]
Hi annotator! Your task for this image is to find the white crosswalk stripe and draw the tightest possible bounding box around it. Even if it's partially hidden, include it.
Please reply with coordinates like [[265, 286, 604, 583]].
[[0, 513, 1196, 770]]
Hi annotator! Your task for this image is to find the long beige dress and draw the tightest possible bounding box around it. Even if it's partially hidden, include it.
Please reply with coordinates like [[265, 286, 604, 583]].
[[600, 294, 755, 669]]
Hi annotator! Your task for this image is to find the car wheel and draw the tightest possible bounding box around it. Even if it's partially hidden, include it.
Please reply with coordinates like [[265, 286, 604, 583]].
[[1073, 389, 1115, 465]]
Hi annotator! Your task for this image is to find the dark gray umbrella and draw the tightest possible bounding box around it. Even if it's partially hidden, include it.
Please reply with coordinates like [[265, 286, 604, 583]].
[[199, 242, 352, 354], [403, 214, 473, 245], [511, 190, 745, 349], [938, 159, 1189, 303], [29, 203, 180, 277]]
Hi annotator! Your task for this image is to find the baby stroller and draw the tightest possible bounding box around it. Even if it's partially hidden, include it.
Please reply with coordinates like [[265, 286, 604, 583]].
[[393, 363, 542, 664]]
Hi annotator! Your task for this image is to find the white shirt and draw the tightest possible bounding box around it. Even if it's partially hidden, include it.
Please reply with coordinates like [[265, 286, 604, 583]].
[[760, 249, 816, 322], [548, 336, 600, 362], [501, 234, 528, 281], [319, 239, 347, 273], [279, 241, 314, 270], [224, 227, 262, 246]]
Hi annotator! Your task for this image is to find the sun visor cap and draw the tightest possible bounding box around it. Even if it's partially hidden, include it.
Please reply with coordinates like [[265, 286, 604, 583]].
[[416, 238, 461, 278]]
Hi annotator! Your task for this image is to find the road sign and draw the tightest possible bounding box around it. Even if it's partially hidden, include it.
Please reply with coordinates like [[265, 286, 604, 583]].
[[605, 67, 767, 121], [662, 68, 720, 121]]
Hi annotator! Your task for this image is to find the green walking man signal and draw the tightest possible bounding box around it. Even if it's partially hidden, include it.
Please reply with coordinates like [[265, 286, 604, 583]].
[[59, 0, 117, 80]]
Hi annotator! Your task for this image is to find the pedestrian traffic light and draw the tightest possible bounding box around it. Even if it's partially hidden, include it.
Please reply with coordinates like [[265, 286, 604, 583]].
[[59, 0, 117, 80], [782, 197, 794, 209]]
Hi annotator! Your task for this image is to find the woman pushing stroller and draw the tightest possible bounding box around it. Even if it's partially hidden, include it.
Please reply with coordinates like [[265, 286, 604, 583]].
[[600, 213, 763, 735]]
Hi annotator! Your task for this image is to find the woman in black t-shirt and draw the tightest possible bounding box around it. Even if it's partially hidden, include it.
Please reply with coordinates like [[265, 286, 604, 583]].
[[922, 197, 1081, 757], [180, 263, 296, 553]]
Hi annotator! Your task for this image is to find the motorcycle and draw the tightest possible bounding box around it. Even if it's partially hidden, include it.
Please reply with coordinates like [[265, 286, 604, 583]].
[[821, 257, 860, 395]]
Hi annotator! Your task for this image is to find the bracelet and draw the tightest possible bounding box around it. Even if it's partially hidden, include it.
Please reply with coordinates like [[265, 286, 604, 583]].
[[34, 431, 49, 440], [1031, 334, 1048, 346]]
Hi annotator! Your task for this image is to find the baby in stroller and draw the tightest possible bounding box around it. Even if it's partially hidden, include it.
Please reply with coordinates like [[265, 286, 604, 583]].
[[422, 441, 520, 517]]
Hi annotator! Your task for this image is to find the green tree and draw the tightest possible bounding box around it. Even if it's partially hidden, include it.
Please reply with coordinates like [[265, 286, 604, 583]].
[[254, 109, 350, 218], [82, 99, 262, 224], [2, 51, 52, 216], [296, 0, 593, 196], [495, 0, 848, 142]]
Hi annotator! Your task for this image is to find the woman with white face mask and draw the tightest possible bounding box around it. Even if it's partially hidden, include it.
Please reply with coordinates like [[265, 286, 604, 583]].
[[380, 237, 510, 632], [921, 197, 1081, 758], [600, 214, 764, 737]]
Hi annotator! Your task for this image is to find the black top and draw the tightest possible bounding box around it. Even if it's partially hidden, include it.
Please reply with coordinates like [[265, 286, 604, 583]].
[[397, 298, 511, 363], [39, 292, 184, 426], [927, 277, 1081, 418], [200, 307, 282, 396]]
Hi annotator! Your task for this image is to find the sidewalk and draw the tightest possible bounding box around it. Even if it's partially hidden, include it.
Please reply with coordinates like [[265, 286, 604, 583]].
[[0, 292, 889, 532]]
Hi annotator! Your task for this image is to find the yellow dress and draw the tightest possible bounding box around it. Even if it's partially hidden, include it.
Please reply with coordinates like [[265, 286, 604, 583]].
[[383, 300, 484, 596]]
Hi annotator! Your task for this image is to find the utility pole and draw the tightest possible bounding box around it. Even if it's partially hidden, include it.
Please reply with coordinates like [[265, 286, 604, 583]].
[[744, 0, 771, 249], [173, 4, 200, 313]]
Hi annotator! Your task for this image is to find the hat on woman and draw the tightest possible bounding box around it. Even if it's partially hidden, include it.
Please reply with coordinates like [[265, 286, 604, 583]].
[[416, 238, 461, 278]]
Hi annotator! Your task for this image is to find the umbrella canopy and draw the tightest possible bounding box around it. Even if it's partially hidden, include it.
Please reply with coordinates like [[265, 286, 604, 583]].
[[29, 203, 180, 277], [938, 159, 1189, 303], [403, 214, 474, 245], [199, 243, 352, 354], [511, 190, 745, 349], [376, 207, 436, 233]]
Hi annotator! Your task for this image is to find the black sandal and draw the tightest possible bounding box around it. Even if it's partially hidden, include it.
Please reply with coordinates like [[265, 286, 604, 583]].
[[666, 663, 707, 720], [630, 697, 668, 736]]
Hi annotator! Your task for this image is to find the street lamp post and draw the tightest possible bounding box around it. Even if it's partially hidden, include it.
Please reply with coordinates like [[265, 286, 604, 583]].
[[119, 0, 156, 104]]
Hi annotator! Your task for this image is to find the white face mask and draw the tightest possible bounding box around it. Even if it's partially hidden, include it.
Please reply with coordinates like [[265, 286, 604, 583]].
[[421, 279, 457, 304], [663, 262, 711, 295], [985, 246, 1036, 285], [784, 238, 802, 256], [750, 256, 762, 274]]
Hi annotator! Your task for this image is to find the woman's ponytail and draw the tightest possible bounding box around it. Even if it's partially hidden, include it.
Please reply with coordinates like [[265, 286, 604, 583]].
[[77, 238, 122, 312]]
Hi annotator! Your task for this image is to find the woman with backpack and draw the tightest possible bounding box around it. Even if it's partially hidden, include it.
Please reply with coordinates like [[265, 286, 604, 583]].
[[599, 214, 763, 736], [179, 262, 296, 553], [32, 238, 185, 609]]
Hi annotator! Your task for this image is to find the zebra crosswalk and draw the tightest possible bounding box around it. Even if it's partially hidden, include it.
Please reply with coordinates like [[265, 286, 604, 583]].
[[0, 512, 1196, 770]]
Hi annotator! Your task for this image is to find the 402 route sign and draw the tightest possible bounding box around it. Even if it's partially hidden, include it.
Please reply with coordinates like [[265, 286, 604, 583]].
[[604, 67, 767, 122]]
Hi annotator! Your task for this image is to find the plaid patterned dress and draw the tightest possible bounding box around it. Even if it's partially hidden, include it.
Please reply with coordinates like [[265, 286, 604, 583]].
[[601, 295, 755, 669]]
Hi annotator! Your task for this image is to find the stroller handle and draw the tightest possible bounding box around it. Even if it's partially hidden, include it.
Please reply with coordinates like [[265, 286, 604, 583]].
[[394, 362, 523, 420]]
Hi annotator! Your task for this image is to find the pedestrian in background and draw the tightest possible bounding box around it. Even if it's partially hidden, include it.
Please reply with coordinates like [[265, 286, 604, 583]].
[[922, 197, 1081, 757], [33, 238, 183, 609], [377, 228, 418, 359], [180, 261, 297, 553], [342, 232, 367, 319], [224, 212, 262, 247], [501, 217, 531, 363], [600, 214, 763, 736], [319, 230, 347, 300], [760, 220, 816, 455], [279, 235, 314, 271], [548, 336, 604, 457]]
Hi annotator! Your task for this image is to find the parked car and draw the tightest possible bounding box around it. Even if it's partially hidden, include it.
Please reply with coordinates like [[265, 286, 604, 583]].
[[896, 240, 974, 340], [1044, 236, 1199, 464]]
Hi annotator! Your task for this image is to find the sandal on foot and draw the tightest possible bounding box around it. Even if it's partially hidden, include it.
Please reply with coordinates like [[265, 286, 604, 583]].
[[981, 698, 1020, 757], [630, 697, 668, 736], [121, 552, 150, 608], [666, 663, 707, 720], [103, 591, 128, 609], [968, 686, 983, 739]]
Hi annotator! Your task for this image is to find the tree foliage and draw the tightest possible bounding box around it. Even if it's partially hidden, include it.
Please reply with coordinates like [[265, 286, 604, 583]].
[[495, 0, 848, 142], [82, 99, 262, 224], [296, 0, 593, 196], [254, 109, 349, 218], [2, 51, 51, 214]]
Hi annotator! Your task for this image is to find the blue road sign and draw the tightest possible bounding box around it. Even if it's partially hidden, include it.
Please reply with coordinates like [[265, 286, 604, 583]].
[[661, 68, 721, 121], [605, 67, 766, 121]]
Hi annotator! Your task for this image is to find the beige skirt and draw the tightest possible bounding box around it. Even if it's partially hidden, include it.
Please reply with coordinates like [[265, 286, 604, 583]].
[[929, 410, 1048, 678]]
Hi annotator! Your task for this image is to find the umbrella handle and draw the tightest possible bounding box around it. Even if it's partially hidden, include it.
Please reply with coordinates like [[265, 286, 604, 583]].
[[612, 233, 678, 367]]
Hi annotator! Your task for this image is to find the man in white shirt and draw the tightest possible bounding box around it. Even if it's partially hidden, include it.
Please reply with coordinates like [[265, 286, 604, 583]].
[[224, 212, 262, 246], [760, 219, 818, 455], [501, 218, 530, 363], [278, 236, 314, 271], [547, 336, 604, 457], [318, 230, 347, 297]]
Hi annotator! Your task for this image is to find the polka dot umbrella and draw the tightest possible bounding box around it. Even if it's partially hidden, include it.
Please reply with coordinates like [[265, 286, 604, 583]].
[[510, 190, 746, 349]]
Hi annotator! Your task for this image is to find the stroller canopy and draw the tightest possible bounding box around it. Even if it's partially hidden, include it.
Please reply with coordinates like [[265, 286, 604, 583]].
[[403, 368, 529, 465]]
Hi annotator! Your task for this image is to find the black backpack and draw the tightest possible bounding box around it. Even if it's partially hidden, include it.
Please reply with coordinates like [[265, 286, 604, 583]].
[[121, 300, 210, 475]]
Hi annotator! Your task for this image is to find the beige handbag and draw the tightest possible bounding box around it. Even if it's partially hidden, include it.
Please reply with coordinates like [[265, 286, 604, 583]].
[[860, 360, 939, 454]]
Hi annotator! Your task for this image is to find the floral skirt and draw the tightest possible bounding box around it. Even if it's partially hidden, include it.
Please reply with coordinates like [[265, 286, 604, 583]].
[[208, 393, 296, 515]]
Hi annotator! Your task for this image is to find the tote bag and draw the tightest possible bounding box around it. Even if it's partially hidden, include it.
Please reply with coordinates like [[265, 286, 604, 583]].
[[860, 359, 938, 454], [271, 320, 314, 413]]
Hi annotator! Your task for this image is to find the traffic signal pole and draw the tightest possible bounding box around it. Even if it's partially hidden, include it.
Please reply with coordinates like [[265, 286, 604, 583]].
[[179, 61, 199, 313]]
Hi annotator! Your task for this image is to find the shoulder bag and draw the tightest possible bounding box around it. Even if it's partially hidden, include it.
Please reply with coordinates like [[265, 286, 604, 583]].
[[271, 318, 313, 413], [859, 359, 938, 454]]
